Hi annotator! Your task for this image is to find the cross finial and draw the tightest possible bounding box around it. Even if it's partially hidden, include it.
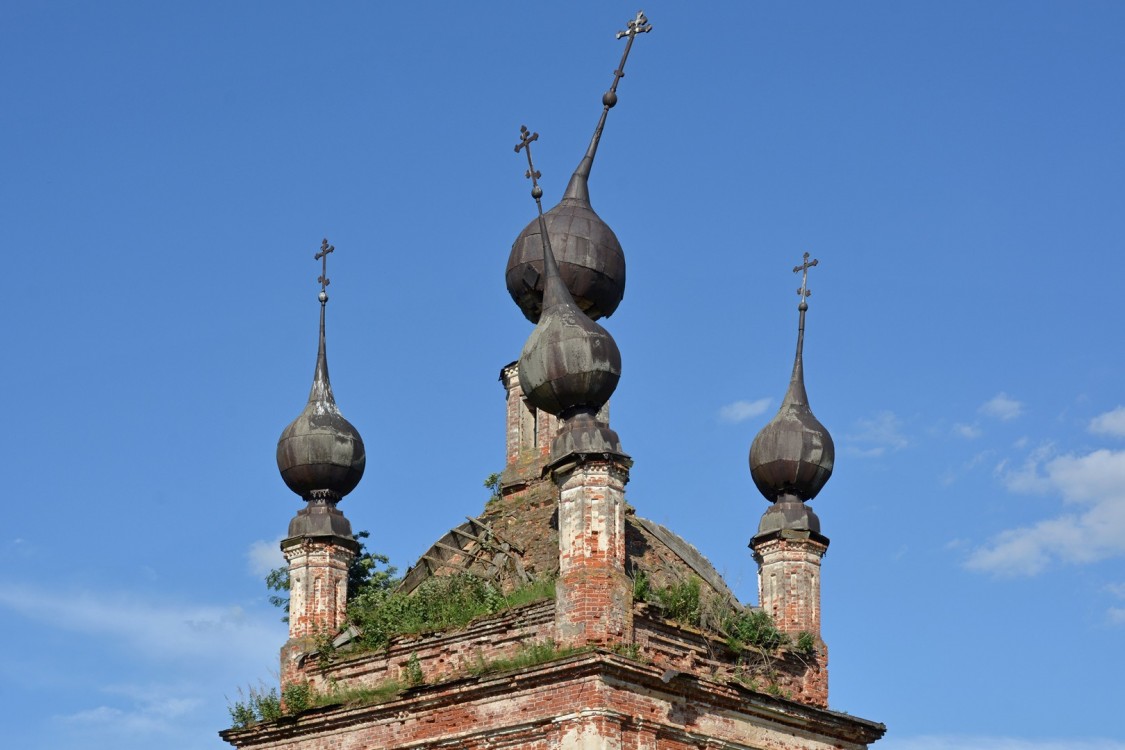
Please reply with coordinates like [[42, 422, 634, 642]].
[[315, 238, 334, 302], [515, 125, 544, 200], [794, 252, 818, 300], [617, 10, 652, 40], [606, 11, 652, 102]]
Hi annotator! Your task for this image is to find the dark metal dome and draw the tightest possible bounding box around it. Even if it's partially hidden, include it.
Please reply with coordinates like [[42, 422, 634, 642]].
[[506, 170, 626, 323], [276, 299, 366, 501], [517, 201, 621, 415], [749, 300, 834, 503]]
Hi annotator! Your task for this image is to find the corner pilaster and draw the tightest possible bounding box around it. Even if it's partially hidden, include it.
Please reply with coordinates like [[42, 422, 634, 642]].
[[553, 456, 632, 646]]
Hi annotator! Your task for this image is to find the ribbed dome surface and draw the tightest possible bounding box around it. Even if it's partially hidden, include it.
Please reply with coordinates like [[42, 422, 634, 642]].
[[508, 187, 630, 323], [518, 300, 622, 415], [506, 173, 625, 324]]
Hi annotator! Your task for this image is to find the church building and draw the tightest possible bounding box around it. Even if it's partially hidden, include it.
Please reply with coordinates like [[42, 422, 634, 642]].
[[221, 12, 885, 750]]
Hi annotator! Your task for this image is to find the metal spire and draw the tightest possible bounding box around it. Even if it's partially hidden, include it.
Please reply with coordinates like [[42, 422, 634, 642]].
[[788, 253, 819, 406], [308, 238, 337, 409], [563, 10, 652, 202]]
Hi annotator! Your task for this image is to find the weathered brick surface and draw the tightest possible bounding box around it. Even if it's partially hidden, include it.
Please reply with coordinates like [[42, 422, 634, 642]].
[[222, 652, 882, 750], [283, 538, 355, 642], [302, 601, 556, 695], [751, 533, 827, 638], [632, 605, 827, 709], [554, 459, 632, 646], [499, 362, 558, 490]]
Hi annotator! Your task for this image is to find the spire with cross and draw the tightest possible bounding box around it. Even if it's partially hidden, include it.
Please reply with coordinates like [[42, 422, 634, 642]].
[[515, 125, 565, 314], [564, 10, 653, 200]]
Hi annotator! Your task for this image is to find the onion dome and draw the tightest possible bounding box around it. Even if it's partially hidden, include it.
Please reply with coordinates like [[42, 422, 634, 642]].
[[277, 243, 366, 503], [506, 166, 626, 323], [517, 191, 622, 416], [505, 12, 651, 324], [749, 256, 834, 503]]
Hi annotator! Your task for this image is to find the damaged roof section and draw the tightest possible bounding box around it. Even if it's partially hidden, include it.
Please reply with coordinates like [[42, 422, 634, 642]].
[[398, 477, 739, 606]]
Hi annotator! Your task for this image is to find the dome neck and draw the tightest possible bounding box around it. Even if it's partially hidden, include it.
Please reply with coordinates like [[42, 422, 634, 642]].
[[783, 302, 810, 409], [307, 299, 339, 411], [561, 113, 604, 204]]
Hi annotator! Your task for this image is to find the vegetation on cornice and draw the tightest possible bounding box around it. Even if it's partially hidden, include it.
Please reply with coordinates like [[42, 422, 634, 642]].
[[227, 637, 585, 730], [633, 573, 817, 657], [342, 574, 556, 655]]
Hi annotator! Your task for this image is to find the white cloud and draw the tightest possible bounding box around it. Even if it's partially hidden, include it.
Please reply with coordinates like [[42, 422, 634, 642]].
[[953, 422, 982, 439], [980, 392, 1024, 421], [994, 442, 1055, 495], [967, 448, 1125, 576], [247, 538, 285, 576], [59, 693, 201, 735], [845, 410, 908, 457], [0, 584, 282, 664], [718, 398, 771, 424], [878, 736, 1125, 750], [1090, 406, 1125, 438]]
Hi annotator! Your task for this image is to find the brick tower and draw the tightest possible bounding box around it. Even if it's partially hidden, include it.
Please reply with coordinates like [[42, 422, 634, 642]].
[[749, 253, 835, 704], [513, 119, 633, 647], [274, 239, 365, 690]]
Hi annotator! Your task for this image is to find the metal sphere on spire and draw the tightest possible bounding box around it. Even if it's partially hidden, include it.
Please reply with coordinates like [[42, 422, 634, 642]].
[[505, 11, 652, 323], [276, 240, 366, 503], [749, 254, 835, 504]]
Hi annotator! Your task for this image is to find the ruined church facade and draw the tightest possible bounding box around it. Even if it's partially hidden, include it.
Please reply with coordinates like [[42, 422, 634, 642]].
[[222, 12, 884, 750]]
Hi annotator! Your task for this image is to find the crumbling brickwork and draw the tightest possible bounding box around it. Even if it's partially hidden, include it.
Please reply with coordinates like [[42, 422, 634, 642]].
[[283, 537, 354, 641], [555, 458, 632, 646], [223, 651, 881, 750], [751, 531, 827, 638]]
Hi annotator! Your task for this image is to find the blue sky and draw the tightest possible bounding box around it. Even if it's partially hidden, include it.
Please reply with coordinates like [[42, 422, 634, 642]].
[[2, 3, 1123, 749]]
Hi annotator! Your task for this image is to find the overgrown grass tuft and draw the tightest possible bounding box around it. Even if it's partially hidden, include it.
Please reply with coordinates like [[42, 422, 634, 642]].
[[312, 680, 406, 708], [640, 576, 793, 655], [468, 639, 587, 676], [347, 574, 555, 652]]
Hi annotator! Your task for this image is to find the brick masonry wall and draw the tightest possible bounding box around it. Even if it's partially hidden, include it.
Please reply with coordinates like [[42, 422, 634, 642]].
[[223, 653, 881, 750], [633, 606, 828, 709], [297, 600, 556, 695]]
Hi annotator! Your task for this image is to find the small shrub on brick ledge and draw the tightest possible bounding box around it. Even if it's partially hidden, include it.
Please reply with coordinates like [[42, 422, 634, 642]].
[[227, 683, 282, 729]]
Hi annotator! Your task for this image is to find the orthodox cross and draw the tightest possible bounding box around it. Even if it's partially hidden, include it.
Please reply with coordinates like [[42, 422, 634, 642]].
[[616, 10, 653, 40], [794, 252, 818, 299], [608, 11, 652, 98], [515, 125, 542, 193], [316, 238, 334, 294]]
